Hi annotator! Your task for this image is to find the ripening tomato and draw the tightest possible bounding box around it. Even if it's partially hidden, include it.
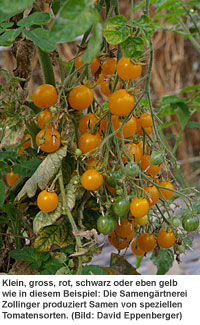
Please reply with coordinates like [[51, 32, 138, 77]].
[[75, 53, 100, 74], [37, 109, 57, 129], [131, 239, 145, 256], [108, 89, 135, 116], [101, 58, 116, 75], [36, 128, 61, 153], [119, 116, 137, 138], [143, 185, 159, 207], [108, 231, 129, 250], [68, 85, 94, 111], [78, 113, 99, 134], [159, 181, 174, 200], [100, 79, 121, 97], [136, 214, 148, 226], [6, 169, 18, 186], [130, 197, 149, 219], [157, 229, 175, 248], [81, 168, 103, 191], [141, 154, 162, 175], [37, 190, 58, 212], [32, 84, 58, 109], [115, 219, 135, 241], [117, 57, 142, 81], [140, 113, 152, 128], [122, 143, 142, 164], [78, 132, 101, 155], [137, 233, 156, 252]]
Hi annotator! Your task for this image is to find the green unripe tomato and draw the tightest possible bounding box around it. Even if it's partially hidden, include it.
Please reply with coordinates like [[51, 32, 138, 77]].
[[75, 148, 82, 156], [150, 151, 163, 165], [112, 197, 130, 219], [106, 169, 122, 188], [125, 162, 139, 177], [182, 215, 199, 232], [97, 215, 117, 235], [177, 245, 185, 253], [172, 218, 180, 227], [49, 106, 57, 114], [116, 187, 123, 196]]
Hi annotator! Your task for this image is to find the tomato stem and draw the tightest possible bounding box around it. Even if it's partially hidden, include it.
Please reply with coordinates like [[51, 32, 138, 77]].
[[37, 46, 56, 86]]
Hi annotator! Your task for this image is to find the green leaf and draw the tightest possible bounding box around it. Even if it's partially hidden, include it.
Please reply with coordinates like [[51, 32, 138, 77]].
[[133, 0, 157, 11], [186, 121, 200, 129], [9, 247, 41, 263], [0, 180, 5, 208], [162, 95, 185, 105], [56, 266, 71, 275], [176, 102, 191, 130], [103, 15, 129, 45], [17, 12, 51, 27], [187, 1, 200, 9], [0, 11, 17, 24], [13, 159, 41, 177], [155, 0, 180, 12], [82, 22, 102, 64], [0, 28, 23, 47], [0, 22, 14, 28], [33, 199, 63, 234], [0, 0, 34, 15], [34, 219, 74, 252], [50, 0, 96, 44], [179, 85, 200, 94], [0, 151, 18, 160], [121, 36, 145, 58], [110, 253, 140, 275], [135, 15, 154, 41], [151, 248, 174, 275], [82, 265, 107, 275], [16, 146, 67, 200], [23, 28, 56, 53], [160, 120, 176, 129]]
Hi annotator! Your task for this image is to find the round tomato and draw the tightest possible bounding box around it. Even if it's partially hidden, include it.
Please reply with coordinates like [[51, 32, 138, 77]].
[[143, 185, 159, 207], [117, 57, 142, 81], [37, 190, 58, 213], [37, 109, 56, 129], [97, 215, 116, 235], [120, 116, 137, 138], [130, 197, 149, 219], [131, 239, 145, 256], [108, 89, 135, 116], [78, 132, 101, 155], [172, 218, 180, 227], [100, 115, 120, 136], [157, 229, 176, 248], [106, 169, 122, 187], [100, 79, 121, 97], [141, 154, 162, 175], [112, 197, 130, 219], [36, 128, 61, 153], [140, 113, 152, 128], [78, 113, 99, 134], [32, 84, 58, 109], [81, 168, 103, 191], [101, 57, 116, 75], [125, 162, 139, 177], [75, 53, 100, 74], [150, 152, 163, 166], [137, 233, 156, 252], [136, 215, 148, 226], [115, 219, 135, 241], [68, 85, 94, 111], [159, 181, 174, 200], [108, 231, 129, 250], [122, 143, 142, 164], [6, 169, 18, 186], [182, 215, 199, 232]]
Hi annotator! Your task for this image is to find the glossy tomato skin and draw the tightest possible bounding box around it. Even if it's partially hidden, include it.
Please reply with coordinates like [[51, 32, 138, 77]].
[[141, 154, 162, 175], [81, 169, 103, 191], [159, 181, 174, 200], [78, 132, 101, 155], [115, 219, 135, 241], [36, 129, 61, 153], [108, 231, 129, 250], [101, 58, 116, 75], [6, 169, 18, 186], [136, 215, 148, 226], [37, 190, 58, 213], [182, 215, 199, 232], [157, 229, 176, 248], [37, 110, 56, 129], [131, 239, 145, 256], [125, 162, 139, 177], [137, 233, 156, 252], [112, 197, 130, 219], [78, 113, 99, 134], [140, 113, 152, 128], [75, 54, 100, 74], [108, 89, 135, 116], [68, 85, 94, 111], [32, 84, 58, 109], [117, 57, 142, 81], [97, 215, 116, 235], [100, 79, 121, 97], [130, 197, 149, 219], [122, 143, 142, 164], [144, 185, 159, 207]]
